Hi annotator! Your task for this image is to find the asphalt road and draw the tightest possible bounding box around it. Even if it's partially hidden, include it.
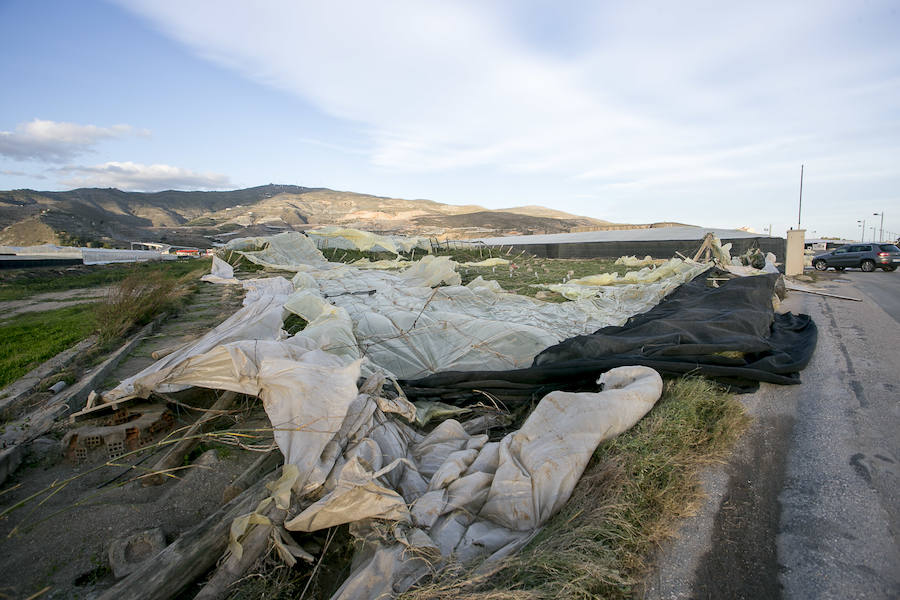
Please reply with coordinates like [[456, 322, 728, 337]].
[[645, 271, 900, 599]]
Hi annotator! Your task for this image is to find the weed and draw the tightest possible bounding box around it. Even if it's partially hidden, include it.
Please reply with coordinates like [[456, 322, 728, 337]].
[[282, 314, 308, 336], [94, 271, 193, 343], [220, 249, 266, 273]]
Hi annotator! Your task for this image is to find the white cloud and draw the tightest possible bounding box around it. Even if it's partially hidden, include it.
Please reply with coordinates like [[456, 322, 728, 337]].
[[0, 169, 46, 179], [55, 161, 231, 191], [0, 119, 144, 162], [116, 1, 900, 237], [119, 1, 899, 188]]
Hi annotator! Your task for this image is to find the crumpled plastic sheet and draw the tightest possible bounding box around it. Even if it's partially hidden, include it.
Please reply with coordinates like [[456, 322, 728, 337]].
[[94, 233, 684, 597], [350, 258, 411, 270], [225, 231, 327, 271], [725, 252, 780, 276], [460, 257, 510, 267], [542, 259, 709, 300], [105, 233, 708, 400], [307, 226, 432, 254], [105, 326, 661, 599], [615, 255, 665, 267], [201, 255, 240, 284]]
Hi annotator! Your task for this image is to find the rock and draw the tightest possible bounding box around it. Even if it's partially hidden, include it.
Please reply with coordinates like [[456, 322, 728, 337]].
[[108, 528, 167, 579], [49, 381, 68, 394], [27, 437, 62, 465]]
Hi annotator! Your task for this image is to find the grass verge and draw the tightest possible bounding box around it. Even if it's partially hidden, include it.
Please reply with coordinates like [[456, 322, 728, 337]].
[[0, 304, 97, 389], [402, 376, 748, 600]]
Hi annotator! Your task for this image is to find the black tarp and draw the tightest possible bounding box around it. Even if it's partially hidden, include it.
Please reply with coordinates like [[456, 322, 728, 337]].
[[401, 272, 817, 402]]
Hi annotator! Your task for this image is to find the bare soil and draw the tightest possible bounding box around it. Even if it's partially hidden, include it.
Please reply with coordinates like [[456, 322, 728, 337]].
[[0, 280, 272, 600]]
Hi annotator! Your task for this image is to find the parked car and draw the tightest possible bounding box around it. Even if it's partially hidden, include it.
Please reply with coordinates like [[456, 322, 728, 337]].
[[812, 243, 900, 272]]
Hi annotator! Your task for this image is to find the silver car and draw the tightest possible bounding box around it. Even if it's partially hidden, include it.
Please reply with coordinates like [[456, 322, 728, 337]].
[[813, 243, 900, 272]]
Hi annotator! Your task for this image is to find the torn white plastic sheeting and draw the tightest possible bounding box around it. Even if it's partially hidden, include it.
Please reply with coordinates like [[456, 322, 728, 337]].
[[615, 255, 665, 267], [544, 259, 709, 300], [201, 256, 240, 284], [725, 252, 780, 277], [102, 277, 294, 403], [303, 366, 664, 599], [109, 325, 662, 599], [398, 255, 461, 287], [350, 258, 410, 270], [307, 226, 431, 254], [225, 231, 326, 271], [180, 240, 706, 381], [461, 257, 510, 267]]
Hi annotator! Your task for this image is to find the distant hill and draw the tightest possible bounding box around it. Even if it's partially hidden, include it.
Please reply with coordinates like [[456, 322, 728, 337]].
[[0, 184, 663, 248]]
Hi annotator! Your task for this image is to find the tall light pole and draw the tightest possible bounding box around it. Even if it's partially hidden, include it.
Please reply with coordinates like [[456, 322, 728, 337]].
[[873, 212, 884, 242], [798, 164, 804, 228], [858, 219, 865, 242]]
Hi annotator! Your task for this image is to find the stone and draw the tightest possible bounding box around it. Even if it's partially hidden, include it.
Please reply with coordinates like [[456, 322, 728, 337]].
[[108, 527, 167, 579]]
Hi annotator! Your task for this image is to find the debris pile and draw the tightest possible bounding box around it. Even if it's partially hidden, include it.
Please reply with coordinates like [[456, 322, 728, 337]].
[[1, 230, 816, 599]]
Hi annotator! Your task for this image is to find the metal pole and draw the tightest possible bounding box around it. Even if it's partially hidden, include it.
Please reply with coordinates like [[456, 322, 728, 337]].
[[798, 164, 803, 229], [879, 212, 884, 242]]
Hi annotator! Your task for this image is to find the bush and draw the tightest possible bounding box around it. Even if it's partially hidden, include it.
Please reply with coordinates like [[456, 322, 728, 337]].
[[94, 271, 190, 343]]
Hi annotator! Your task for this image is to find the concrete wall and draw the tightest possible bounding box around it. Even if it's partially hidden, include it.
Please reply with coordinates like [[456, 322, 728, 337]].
[[491, 236, 785, 262]]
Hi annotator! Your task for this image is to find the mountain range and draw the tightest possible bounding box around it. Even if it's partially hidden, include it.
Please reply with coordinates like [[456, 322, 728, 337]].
[[0, 184, 682, 248]]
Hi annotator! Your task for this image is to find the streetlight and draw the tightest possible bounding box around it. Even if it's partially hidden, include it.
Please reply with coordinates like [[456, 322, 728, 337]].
[[873, 212, 884, 242], [858, 219, 866, 242]]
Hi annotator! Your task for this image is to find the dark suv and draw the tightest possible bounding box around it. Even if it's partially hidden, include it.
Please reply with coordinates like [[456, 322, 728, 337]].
[[813, 243, 900, 272]]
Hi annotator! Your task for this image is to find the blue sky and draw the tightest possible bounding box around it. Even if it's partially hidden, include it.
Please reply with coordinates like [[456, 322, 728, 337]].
[[1, 0, 898, 241]]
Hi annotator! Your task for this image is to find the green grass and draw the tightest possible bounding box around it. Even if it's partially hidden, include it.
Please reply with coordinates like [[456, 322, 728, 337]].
[[0, 258, 211, 302], [403, 376, 748, 600], [0, 303, 98, 389], [456, 255, 628, 299]]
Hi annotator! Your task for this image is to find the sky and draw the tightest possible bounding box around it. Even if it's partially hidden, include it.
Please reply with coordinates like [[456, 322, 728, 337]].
[[1, 0, 898, 241]]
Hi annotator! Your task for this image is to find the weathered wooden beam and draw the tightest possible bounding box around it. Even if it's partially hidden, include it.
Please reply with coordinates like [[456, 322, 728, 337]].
[[96, 470, 278, 600]]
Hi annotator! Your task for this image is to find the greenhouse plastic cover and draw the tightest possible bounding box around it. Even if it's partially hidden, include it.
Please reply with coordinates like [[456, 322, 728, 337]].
[[306, 226, 432, 254], [106, 337, 661, 598], [225, 231, 327, 271], [104, 237, 710, 400], [403, 271, 817, 404], [91, 232, 760, 596]]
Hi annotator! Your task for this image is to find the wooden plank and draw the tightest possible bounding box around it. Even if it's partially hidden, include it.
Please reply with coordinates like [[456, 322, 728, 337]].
[[96, 471, 278, 600]]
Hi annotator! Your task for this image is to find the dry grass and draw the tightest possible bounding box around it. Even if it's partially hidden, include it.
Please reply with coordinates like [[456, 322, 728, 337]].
[[94, 271, 193, 343], [401, 376, 748, 600]]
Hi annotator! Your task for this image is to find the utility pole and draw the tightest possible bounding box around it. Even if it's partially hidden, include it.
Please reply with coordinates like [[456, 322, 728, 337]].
[[873, 212, 884, 242], [798, 164, 804, 229]]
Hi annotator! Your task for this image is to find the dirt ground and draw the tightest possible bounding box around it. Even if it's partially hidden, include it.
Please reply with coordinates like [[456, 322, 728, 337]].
[[0, 287, 111, 320], [0, 279, 272, 599]]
